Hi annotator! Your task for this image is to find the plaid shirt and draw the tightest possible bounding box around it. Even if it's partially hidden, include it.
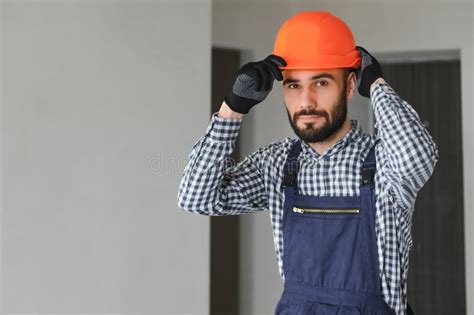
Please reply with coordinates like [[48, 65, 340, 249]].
[[178, 82, 438, 314]]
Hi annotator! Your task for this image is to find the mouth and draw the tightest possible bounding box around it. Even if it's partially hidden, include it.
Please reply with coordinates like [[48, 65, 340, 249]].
[[298, 115, 323, 122]]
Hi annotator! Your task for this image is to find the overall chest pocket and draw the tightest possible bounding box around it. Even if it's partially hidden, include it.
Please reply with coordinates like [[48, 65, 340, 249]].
[[291, 206, 360, 220]]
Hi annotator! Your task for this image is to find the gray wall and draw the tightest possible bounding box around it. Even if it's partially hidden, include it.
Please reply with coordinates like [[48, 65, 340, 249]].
[[213, 1, 473, 314], [2, 0, 211, 313]]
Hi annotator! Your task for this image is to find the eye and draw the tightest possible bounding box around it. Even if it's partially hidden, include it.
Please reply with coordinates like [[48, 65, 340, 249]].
[[287, 83, 299, 89], [316, 80, 328, 87]]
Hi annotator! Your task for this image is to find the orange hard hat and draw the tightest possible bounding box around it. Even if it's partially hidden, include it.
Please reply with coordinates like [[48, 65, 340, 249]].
[[272, 11, 361, 70]]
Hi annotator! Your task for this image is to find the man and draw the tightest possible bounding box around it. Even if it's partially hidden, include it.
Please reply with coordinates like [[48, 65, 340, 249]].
[[178, 11, 438, 315]]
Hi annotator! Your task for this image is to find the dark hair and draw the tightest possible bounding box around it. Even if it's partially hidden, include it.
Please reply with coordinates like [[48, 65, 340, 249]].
[[344, 67, 357, 78]]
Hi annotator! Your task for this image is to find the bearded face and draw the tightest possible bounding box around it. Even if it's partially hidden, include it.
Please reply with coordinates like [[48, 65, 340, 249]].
[[286, 80, 348, 143]]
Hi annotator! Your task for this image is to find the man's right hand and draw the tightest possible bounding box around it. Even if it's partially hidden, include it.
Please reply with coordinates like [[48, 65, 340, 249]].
[[223, 54, 286, 114]]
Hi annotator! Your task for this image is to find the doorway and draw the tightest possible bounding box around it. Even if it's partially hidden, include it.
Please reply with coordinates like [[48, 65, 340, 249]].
[[381, 53, 465, 314], [210, 47, 242, 315]]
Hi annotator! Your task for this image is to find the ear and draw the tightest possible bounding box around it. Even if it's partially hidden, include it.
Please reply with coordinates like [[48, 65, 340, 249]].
[[346, 71, 357, 101]]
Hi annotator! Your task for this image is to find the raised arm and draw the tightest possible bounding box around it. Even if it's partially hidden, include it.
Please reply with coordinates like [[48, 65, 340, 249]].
[[356, 47, 439, 212], [178, 102, 268, 215], [178, 55, 287, 215]]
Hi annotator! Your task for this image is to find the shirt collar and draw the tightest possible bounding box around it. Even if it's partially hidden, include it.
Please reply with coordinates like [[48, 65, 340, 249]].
[[299, 120, 362, 158]]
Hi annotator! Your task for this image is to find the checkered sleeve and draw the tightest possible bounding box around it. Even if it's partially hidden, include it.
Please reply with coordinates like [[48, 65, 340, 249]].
[[177, 112, 268, 215], [372, 81, 439, 213]]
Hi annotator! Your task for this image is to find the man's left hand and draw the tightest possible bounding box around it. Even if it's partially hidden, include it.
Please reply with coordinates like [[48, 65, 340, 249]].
[[355, 46, 384, 98]]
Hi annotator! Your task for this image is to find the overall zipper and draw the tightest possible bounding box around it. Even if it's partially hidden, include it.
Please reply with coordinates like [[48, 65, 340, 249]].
[[292, 207, 359, 214]]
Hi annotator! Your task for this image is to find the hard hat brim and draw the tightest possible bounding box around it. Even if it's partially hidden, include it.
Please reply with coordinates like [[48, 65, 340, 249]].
[[275, 52, 361, 70]]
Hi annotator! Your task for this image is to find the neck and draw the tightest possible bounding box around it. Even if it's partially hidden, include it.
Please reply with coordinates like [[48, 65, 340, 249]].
[[308, 119, 352, 155]]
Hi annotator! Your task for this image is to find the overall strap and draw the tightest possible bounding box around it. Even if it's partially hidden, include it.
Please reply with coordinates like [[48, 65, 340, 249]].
[[281, 140, 302, 188], [361, 140, 379, 187]]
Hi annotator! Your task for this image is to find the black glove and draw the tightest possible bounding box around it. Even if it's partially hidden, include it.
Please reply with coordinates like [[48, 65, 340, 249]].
[[224, 55, 287, 114], [355, 46, 383, 98]]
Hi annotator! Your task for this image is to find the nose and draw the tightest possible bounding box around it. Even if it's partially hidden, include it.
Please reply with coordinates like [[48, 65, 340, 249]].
[[300, 85, 317, 109]]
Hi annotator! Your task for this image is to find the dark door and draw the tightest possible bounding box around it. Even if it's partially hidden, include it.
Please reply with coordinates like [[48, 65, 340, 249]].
[[210, 47, 242, 315], [382, 60, 465, 314]]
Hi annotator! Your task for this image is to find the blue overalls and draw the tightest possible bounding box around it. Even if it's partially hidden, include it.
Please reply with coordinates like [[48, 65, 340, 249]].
[[275, 140, 395, 315]]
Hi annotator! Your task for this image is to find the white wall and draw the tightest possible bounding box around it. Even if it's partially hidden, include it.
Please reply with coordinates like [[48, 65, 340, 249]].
[[213, 1, 474, 314], [2, 0, 211, 313]]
